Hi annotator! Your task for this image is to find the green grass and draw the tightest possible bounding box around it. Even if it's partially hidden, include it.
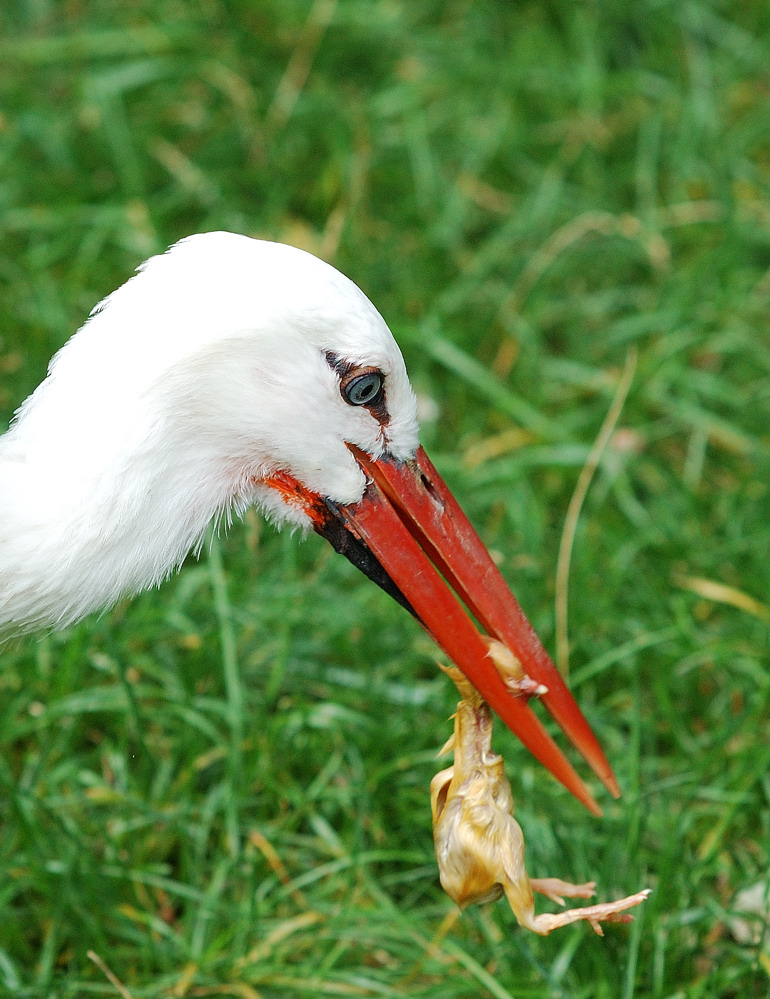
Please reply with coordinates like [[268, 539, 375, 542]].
[[1, 0, 770, 995]]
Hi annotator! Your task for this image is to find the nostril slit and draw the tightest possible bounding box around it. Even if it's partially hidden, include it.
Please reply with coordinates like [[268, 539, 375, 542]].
[[420, 472, 434, 493], [421, 472, 443, 505]]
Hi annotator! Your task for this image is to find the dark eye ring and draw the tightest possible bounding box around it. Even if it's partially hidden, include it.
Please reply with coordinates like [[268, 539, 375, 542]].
[[341, 368, 384, 407]]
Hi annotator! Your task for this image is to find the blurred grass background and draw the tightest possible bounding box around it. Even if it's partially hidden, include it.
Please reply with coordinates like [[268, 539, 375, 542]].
[[1, 0, 769, 996]]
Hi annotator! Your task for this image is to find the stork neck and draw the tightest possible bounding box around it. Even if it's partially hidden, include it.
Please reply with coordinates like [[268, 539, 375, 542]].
[[0, 409, 231, 634]]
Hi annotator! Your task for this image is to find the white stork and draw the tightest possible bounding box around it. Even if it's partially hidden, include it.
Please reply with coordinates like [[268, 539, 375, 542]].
[[0, 232, 618, 813]]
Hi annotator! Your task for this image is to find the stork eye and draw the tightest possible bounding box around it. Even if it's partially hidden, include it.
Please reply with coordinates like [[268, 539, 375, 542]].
[[341, 369, 384, 407]]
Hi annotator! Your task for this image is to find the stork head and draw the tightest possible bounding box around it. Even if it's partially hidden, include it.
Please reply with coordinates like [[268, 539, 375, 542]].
[[5, 233, 618, 811], [158, 234, 422, 528]]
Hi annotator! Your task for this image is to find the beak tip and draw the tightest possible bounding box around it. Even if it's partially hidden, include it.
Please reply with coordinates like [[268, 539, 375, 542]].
[[564, 775, 602, 817], [582, 760, 621, 804], [568, 776, 604, 817]]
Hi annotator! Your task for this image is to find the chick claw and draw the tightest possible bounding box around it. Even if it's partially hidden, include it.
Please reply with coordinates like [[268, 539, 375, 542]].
[[483, 638, 548, 702], [431, 661, 651, 936]]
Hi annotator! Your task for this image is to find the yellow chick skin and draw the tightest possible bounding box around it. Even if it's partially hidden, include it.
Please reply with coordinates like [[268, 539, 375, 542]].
[[431, 649, 650, 935]]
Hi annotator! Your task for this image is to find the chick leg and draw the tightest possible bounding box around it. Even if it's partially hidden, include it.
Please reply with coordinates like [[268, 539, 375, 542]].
[[504, 882, 652, 937], [530, 877, 596, 904]]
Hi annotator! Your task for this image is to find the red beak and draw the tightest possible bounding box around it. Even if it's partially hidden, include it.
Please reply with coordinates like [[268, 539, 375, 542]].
[[267, 445, 619, 814]]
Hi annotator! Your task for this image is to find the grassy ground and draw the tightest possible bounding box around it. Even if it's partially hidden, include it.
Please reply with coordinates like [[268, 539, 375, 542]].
[[1, 1, 769, 996]]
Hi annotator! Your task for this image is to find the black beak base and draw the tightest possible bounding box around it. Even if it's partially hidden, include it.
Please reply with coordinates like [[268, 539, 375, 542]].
[[314, 499, 417, 618]]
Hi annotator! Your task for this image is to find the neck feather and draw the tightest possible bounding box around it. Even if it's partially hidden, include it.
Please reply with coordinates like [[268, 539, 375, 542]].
[[0, 393, 244, 634]]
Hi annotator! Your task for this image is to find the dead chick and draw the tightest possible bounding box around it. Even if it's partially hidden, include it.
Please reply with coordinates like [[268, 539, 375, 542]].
[[431, 644, 650, 935]]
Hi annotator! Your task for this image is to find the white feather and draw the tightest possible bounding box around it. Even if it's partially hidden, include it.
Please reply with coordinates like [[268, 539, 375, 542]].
[[0, 233, 419, 633]]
